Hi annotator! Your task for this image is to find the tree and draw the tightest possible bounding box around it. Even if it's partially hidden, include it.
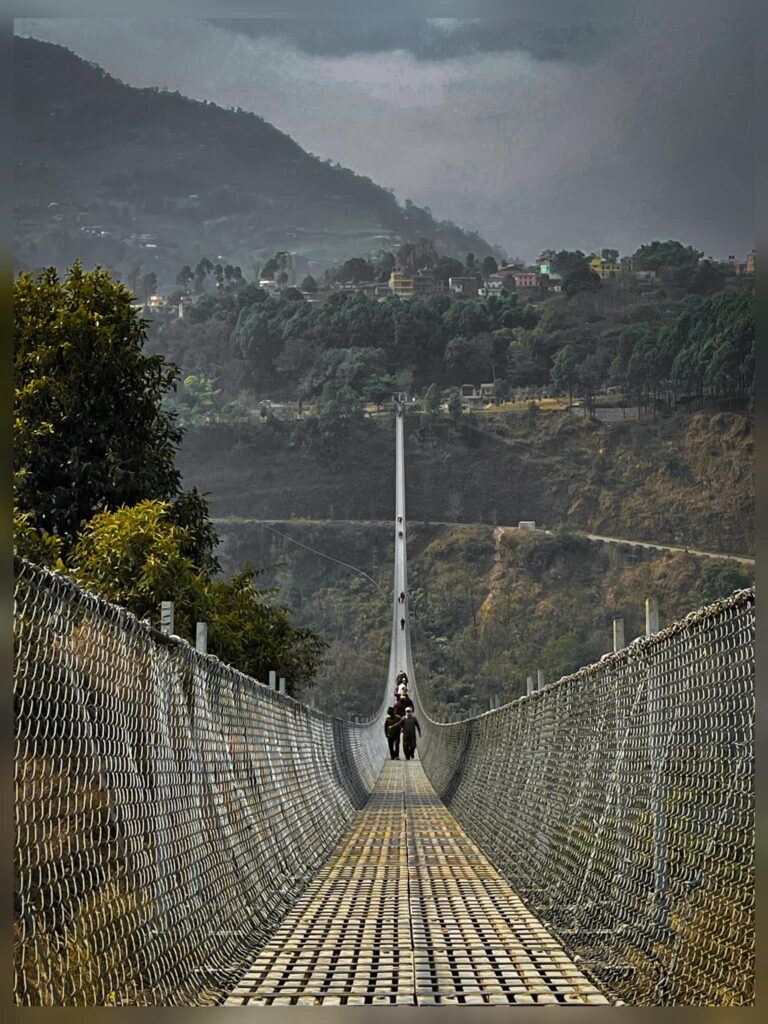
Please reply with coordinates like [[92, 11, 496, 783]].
[[67, 500, 326, 691], [14, 264, 183, 546], [600, 248, 619, 262], [494, 378, 511, 404], [481, 255, 498, 276], [448, 390, 462, 420], [564, 264, 601, 297], [175, 264, 194, 289], [372, 250, 396, 282], [632, 239, 702, 273], [397, 238, 438, 274], [550, 345, 579, 406], [423, 383, 441, 415], [300, 274, 318, 293], [433, 256, 465, 282], [362, 373, 397, 411], [140, 271, 157, 301], [339, 257, 371, 283], [465, 252, 476, 270]]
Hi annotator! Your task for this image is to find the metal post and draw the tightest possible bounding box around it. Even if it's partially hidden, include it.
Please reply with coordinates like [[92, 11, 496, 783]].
[[526, 675, 534, 696], [536, 669, 545, 691], [160, 600, 174, 635], [278, 676, 286, 695], [195, 621, 207, 654], [268, 670, 277, 690], [645, 597, 659, 635], [613, 617, 625, 652]]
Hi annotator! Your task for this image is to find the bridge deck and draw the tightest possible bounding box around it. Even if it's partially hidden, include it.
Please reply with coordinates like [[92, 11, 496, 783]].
[[226, 759, 610, 1007]]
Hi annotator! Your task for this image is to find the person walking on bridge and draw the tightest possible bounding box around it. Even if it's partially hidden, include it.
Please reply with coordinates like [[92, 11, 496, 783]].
[[400, 707, 421, 760], [384, 706, 402, 760]]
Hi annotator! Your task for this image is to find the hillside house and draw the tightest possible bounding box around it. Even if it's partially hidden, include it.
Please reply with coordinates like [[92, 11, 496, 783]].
[[459, 382, 495, 408], [589, 256, 622, 279], [389, 271, 415, 297], [448, 276, 482, 296], [512, 270, 540, 289], [413, 271, 447, 298]]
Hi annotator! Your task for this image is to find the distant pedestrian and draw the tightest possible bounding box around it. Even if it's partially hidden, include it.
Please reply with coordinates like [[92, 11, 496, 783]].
[[396, 671, 408, 689], [399, 591, 406, 603], [384, 706, 402, 760], [400, 617, 405, 630], [401, 707, 421, 760]]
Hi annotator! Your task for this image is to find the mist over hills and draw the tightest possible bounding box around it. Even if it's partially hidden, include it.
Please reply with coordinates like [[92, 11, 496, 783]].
[[14, 36, 496, 285]]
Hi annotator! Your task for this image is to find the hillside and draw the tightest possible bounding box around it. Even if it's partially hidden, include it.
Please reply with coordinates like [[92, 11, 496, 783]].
[[178, 409, 754, 558], [210, 519, 752, 719], [13, 36, 495, 283]]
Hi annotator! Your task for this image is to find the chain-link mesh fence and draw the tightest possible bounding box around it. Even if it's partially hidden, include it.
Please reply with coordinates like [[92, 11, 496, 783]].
[[14, 557, 387, 1006], [417, 587, 754, 1006]]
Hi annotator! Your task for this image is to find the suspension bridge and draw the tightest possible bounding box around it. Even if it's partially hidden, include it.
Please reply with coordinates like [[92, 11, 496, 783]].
[[14, 404, 754, 1006]]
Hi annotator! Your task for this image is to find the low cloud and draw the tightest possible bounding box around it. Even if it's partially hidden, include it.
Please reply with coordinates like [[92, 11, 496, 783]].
[[15, 6, 755, 260]]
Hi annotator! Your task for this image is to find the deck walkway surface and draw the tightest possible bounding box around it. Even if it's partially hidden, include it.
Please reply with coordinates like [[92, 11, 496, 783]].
[[226, 758, 610, 1007]]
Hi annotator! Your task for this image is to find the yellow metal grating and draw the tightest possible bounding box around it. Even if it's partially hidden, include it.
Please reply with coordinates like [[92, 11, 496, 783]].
[[226, 759, 611, 1006]]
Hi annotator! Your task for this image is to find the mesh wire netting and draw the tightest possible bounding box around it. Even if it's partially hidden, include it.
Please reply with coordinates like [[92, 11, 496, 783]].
[[14, 553, 754, 1006], [13, 557, 387, 1006], [417, 587, 755, 1006]]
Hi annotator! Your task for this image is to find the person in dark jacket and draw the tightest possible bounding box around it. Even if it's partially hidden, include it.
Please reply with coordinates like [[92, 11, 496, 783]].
[[384, 706, 402, 759], [401, 707, 421, 760], [398, 689, 414, 713]]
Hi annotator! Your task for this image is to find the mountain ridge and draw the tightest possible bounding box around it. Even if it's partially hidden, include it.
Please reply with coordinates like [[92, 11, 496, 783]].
[[13, 36, 497, 284]]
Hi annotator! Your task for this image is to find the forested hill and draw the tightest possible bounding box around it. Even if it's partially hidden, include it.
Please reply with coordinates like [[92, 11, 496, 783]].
[[13, 36, 495, 282]]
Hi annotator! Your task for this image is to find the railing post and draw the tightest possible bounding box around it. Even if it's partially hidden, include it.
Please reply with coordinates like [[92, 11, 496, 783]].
[[613, 617, 625, 652], [195, 621, 207, 654], [160, 600, 174, 635], [536, 669, 545, 691], [268, 670, 277, 690], [279, 677, 286, 695], [645, 597, 659, 635], [526, 675, 534, 696]]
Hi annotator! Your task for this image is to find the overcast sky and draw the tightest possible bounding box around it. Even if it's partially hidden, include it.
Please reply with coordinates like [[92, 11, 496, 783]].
[[16, 4, 755, 261]]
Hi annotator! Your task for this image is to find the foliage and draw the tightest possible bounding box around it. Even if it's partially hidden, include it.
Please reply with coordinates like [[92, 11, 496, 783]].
[[13, 508, 65, 568], [14, 263, 183, 546], [447, 390, 462, 419], [423, 383, 441, 415], [67, 500, 326, 690]]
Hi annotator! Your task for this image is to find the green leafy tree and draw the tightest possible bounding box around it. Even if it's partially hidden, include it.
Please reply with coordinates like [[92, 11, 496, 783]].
[[14, 263, 183, 546], [362, 373, 397, 411], [448, 389, 463, 420], [433, 255, 465, 282], [339, 257, 372, 283], [633, 239, 702, 273], [550, 345, 579, 405], [300, 274, 318, 293], [68, 500, 205, 634], [67, 501, 326, 691], [481, 255, 498, 276], [564, 264, 601, 297], [372, 250, 396, 282], [175, 264, 194, 289], [600, 248, 619, 262], [423, 383, 441, 415], [13, 508, 65, 568]]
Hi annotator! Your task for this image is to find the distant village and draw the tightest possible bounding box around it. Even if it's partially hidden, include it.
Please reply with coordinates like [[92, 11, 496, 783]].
[[133, 245, 755, 320]]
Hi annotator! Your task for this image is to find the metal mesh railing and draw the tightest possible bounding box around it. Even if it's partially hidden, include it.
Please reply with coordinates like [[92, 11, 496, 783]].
[[13, 557, 387, 1006], [417, 588, 755, 1006]]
